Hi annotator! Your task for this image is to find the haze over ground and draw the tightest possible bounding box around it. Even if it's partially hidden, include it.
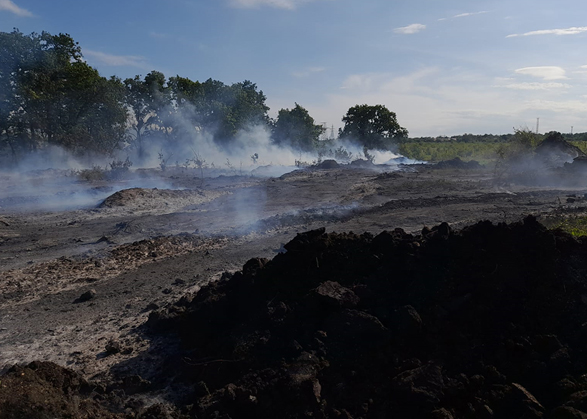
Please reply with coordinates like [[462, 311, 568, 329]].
[[2, 0, 587, 136]]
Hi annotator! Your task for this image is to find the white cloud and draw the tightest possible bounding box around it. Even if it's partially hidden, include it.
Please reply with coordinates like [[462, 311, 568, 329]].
[[524, 99, 587, 113], [393, 23, 426, 35], [0, 0, 33, 17], [84, 50, 151, 70], [502, 82, 571, 91], [229, 0, 330, 9], [439, 11, 487, 21], [292, 66, 325, 78], [507, 26, 587, 38], [304, 66, 587, 137], [340, 73, 382, 90], [515, 66, 567, 80]]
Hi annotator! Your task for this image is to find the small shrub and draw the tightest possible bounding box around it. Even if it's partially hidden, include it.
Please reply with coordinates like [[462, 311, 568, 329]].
[[77, 166, 105, 182], [108, 157, 133, 180], [158, 151, 173, 172], [547, 216, 587, 237]]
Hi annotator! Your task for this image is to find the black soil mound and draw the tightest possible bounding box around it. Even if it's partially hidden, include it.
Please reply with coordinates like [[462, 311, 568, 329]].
[[0, 361, 119, 418], [314, 160, 340, 169], [6, 217, 587, 418], [144, 216, 587, 418], [434, 157, 482, 169], [535, 131, 586, 167]]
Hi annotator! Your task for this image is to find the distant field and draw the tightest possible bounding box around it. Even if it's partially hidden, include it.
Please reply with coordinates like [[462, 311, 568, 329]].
[[570, 141, 587, 154], [398, 139, 587, 164], [398, 142, 501, 164]]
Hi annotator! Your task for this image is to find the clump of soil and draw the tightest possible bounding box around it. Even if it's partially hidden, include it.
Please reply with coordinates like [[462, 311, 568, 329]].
[[145, 216, 587, 418], [434, 157, 483, 169], [313, 160, 340, 169], [0, 361, 177, 418], [0, 361, 119, 418]]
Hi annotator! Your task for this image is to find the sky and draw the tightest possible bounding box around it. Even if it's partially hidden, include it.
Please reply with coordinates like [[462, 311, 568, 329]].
[[2, 0, 587, 137]]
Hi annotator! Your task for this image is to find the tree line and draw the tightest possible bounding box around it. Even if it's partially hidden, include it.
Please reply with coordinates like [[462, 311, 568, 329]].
[[0, 29, 409, 163]]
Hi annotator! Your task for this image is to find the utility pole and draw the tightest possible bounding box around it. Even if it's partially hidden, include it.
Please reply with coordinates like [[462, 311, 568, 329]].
[[536, 118, 540, 134]]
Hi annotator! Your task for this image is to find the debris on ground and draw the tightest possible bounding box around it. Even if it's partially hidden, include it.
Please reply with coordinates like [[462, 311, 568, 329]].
[[6, 216, 587, 417], [140, 215, 587, 418]]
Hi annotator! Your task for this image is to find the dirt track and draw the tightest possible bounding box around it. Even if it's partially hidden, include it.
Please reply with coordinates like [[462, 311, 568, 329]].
[[1, 163, 586, 410]]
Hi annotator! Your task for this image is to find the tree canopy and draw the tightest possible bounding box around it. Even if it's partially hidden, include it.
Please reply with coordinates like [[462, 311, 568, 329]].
[[272, 103, 324, 152], [340, 104, 408, 150], [0, 29, 416, 165], [0, 29, 127, 157]]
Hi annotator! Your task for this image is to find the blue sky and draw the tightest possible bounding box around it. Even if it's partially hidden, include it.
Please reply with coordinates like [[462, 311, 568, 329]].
[[2, 0, 587, 137]]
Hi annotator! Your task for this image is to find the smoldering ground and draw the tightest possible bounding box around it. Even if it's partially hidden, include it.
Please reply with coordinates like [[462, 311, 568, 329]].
[[0, 122, 416, 215]]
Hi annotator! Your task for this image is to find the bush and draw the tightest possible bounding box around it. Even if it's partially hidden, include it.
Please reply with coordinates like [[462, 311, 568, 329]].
[[76, 166, 105, 182]]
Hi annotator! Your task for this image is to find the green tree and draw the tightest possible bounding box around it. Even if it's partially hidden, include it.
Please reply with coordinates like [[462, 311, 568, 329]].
[[213, 80, 269, 145], [0, 29, 41, 156], [123, 71, 170, 156], [166, 75, 203, 142], [340, 104, 408, 150], [0, 29, 127, 157], [272, 103, 324, 151]]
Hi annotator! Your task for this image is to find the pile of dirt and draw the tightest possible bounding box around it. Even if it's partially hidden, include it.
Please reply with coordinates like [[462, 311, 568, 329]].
[[98, 187, 223, 213], [313, 160, 340, 169], [7, 217, 587, 418], [434, 157, 483, 169], [144, 216, 587, 418], [535, 131, 586, 168], [0, 361, 172, 418]]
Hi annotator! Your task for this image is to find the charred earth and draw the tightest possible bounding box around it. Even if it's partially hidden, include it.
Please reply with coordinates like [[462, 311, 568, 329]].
[[2, 164, 587, 418]]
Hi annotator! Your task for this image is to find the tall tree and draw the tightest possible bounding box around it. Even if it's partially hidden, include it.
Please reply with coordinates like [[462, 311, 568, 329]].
[[209, 80, 269, 146], [123, 71, 170, 156], [272, 103, 324, 152], [0, 30, 127, 157], [340, 104, 408, 150], [166, 75, 203, 142]]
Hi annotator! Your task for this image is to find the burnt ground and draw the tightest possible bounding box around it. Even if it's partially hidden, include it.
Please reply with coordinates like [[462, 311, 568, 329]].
[[1, 163, 587, 418]]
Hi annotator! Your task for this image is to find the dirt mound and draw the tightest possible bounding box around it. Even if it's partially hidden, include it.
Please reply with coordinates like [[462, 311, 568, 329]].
[[313, 159, 340, 169], [0, 361, 119, 418], [98, 187, 222, 212], [535, 131, 585, 167], [144, 216, 587, 418], [0, 361, 176, 418], [434, 157, 482, 169], [7, 216, 587, 418]]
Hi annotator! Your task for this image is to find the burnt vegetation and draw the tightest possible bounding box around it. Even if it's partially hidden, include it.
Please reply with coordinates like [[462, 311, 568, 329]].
[[6, 27, 587, 419], [5, 217, 587, 417]]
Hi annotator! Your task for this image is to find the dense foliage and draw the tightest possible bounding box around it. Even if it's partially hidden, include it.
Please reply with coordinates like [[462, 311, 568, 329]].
[[398, 142, 502, 163], [271, 103, 324, 152], [4, 29, 587, 165], [0, 30, 272, 161], [340, 104, 408, 150], [0, 30, 127, 157]]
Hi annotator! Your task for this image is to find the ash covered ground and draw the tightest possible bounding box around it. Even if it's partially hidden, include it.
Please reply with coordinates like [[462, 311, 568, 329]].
[[2, 160, 587, 418]]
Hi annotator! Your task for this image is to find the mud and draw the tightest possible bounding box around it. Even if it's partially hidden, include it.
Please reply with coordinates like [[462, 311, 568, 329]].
[[1, 163, 587, 418]]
